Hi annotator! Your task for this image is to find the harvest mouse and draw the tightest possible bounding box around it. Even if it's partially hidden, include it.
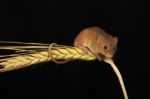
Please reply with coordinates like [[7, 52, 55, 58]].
[[74, 26, 118, 60]]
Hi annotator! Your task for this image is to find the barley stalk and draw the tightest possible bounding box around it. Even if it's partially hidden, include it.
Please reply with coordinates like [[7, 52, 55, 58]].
[[0, 43, 128, 99]]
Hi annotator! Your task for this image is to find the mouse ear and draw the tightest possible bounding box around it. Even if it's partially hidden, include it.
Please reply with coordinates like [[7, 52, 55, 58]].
[[114, 37, 119, 43]]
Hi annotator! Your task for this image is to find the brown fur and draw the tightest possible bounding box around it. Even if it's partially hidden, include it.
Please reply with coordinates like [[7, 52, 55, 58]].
[[74, 26, 118, 59]]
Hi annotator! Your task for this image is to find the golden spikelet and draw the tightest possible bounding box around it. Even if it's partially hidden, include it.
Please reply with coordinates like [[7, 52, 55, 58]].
[[0, 44, 96, 72]]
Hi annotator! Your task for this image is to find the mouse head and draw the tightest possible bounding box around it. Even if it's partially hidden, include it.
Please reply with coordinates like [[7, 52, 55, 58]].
[[97, 36, 118, 59]]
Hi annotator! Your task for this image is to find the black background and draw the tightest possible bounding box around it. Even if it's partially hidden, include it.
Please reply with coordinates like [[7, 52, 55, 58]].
[[0, 0, 149, 99]]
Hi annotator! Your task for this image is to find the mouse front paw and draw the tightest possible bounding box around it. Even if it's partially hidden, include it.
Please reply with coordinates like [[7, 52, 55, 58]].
[[76, 46, 90, 55], [97, 55, 102, 61]]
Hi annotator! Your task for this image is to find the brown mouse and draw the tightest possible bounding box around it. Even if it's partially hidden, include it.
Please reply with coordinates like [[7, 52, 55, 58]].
[[74, 26, 118, 60]]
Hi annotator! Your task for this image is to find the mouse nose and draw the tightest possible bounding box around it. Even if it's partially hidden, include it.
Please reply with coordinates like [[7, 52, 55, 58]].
[[106, 54, 113, 58]]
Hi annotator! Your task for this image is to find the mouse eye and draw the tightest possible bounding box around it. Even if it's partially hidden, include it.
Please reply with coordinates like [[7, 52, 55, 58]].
[[104, 45, 107, 50], [113, 47, 116, 50]]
